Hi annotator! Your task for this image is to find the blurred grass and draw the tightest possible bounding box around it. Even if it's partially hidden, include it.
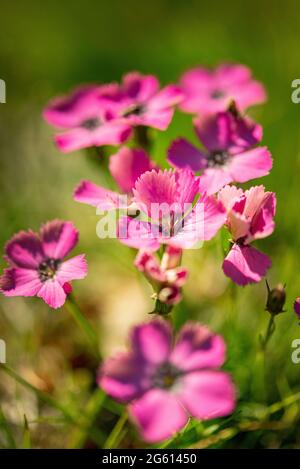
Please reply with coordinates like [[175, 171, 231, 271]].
[[1, 0, 300, 448]]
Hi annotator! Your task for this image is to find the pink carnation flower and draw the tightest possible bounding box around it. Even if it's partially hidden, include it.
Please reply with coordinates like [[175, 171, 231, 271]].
[[168, 110, 272, 195], [74, 147, 154, 209], [118, 169, 226, 250], [179, 63, 266, 115], [0, 220, 87, 309], [43, 85, 132, 153], [294, 298, 300, 322], [99, 319, 236, 443], [218, 185, 276, 285], [135, 246, 188, 305], [114, 72, 183, 130]]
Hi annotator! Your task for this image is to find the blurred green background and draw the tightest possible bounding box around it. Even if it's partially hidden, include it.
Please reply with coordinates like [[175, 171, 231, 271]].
[[0, 0, 300, 449]]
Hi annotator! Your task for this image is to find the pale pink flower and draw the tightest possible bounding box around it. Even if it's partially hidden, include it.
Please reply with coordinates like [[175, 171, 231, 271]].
[[179, 63, 266, 115], [0, 220, 87, 308], [168, 110, 272, 195], [218, 185, 276, 285], [99, 320, 236, 443]]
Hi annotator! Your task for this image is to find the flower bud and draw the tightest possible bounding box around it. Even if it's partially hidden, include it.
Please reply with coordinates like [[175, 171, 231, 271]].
[[265, 281, 286, 315]]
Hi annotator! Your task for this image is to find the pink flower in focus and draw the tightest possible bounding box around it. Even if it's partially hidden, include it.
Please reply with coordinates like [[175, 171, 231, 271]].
[[99, 320, 236, 443], [0, 220, 87, 309], [168, 110, 272, 195], [294, 298, 300, 322], [135, 246, 188, 305], [73, 147, 154, 209], [43, 85, 132, 153], [218, 185, 276, 286], [179, 63, 266, 115], [115, 72, 183, 130], [118, 169, 226, 251]]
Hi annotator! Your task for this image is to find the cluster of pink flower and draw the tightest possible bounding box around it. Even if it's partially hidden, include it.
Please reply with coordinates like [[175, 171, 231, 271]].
[[0, 64, 298, 443]]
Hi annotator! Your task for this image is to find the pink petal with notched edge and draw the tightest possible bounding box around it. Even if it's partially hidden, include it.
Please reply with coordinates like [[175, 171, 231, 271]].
[[74, 180, 128, 210], [117, 217, 161, 251], [131, 320, 172, 365], [194, 112, 233, 152], [40, 220, 78, 260], [174, 170, 200, 206], [37, 279, 67, 309], [199, 167, 233, 195], [250, 192, 276, 241], [168, 138, 207, 172], [129, 388, 188, 443], [109, 147, 154, 193], [223, 244, 271, 286], [135, 108, 175, 131], [170, 323, 226, 371], [5, 231, 44, 269], [228, 147, 273, 183], [122, 72, 159, 102], [215, 63, 252, 86], [133, 169, 177, 215], [56, 255, 88, 284], [177, 370, 236, 420], [147, 85, 183, 110], [55, 122, 131, 153], [294, 298, 300, 320], [171, 196, 226, 249], [0, 268, 42, 297], [229, 80, 266, 110], [218, 185, 244, 212], [99, 352, 152, 403]]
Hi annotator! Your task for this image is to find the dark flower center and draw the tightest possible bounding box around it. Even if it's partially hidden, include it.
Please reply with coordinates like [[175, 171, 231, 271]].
[[123, 103, 145, 117], [207, 150, 230, 168], [153, 362, 181, 390], [38, 258, 60, 282], [80, 117, 101, 130], [210, 89, 225, 99]]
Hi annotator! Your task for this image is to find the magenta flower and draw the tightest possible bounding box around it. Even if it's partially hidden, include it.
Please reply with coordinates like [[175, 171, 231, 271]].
[[43, 85, 132, 153], [294, 298, 300, 322], [74, 147, 154, 209], [0, 220, 87, 309], [168, 110, 272, 195], [99, 320, 236, 443], [218, 185, 276, 285], [115, 72, 183, 130], [135, 246, 188, 305], [179, 63, 266, 115]]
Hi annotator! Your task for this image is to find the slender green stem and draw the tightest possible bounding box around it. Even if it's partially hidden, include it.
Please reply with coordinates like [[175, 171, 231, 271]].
[[261, 314, 276, 351], [103, 411, 128, 449], [65, 295, 99, 356], [0, 405, 16, 448]]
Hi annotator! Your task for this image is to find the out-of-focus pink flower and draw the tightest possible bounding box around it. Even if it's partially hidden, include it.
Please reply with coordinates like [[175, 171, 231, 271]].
[[218, 185, 276, 285], [0, 220, 87, 309], [168, 110, 272, 195], [294, 298, 300, 322], [179, 63, 266, 115], [99, 319, 236, 443], [135, 246, 188, 305], [118, 168, 226, 251], [43, 85, 132, 153], [114, 72, 183, 130], [74, 147, 154, 210]]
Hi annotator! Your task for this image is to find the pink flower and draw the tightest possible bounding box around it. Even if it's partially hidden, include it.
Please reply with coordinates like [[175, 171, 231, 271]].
[[99, 320, 236, 443], [168, 110, 272, 195], [43, 85, 132, 153], [218, 185, 276, 285], [179, 63, 266, 115], [135, 246, 188, 305], [118, 169, 226, 250], [115, 72, 183, 130], [73, 147, 154, 209], [294, 298, 300, 322], [0, 220, 87, 309]]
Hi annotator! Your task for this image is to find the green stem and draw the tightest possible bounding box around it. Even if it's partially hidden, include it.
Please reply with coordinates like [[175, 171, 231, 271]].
[[65, 295, 99, 356], [261, 314, 276, 351], [103, 411, 128, 449]]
